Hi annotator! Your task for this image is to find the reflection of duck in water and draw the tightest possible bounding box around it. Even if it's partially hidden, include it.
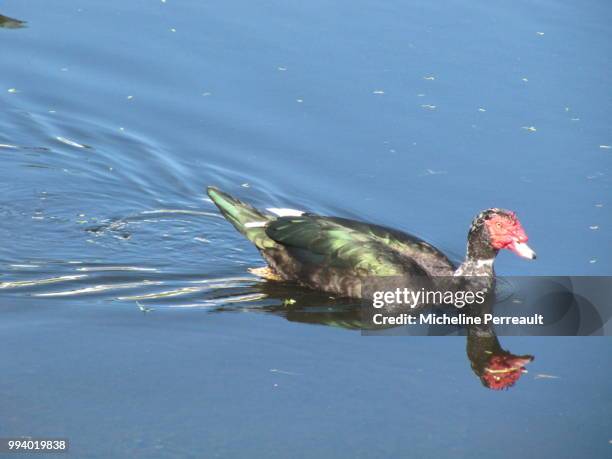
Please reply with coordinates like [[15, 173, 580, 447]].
[[467, 324, 533, 390], [207, 187, 536, 300], [231, 281, 534, 390], [0, 13, 26, 29], [464, 297, 533, 390]]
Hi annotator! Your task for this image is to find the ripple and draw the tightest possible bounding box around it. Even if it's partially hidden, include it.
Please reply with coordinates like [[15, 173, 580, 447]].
[[140, 209, 223, 218], [76, 266, 158, 272], [118, 286, 205, 300], [55, 136, 91, 149], [33, 280, 163, 297], [165, 293, 268, 308], [0, 275, 87, 289]]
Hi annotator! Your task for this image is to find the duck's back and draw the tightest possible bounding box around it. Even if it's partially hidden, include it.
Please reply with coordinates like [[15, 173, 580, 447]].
[[320, 216, 456, 276], [261, 215, 456, 297]]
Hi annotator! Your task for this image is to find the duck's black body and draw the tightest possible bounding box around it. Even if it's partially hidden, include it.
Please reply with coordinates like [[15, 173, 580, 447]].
[[208, 187, 456, 299], [264, 215, 458, 298]]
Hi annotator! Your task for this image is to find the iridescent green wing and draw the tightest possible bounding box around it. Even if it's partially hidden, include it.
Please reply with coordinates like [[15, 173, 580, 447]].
[[325, 217, 454, 269], [265, 216, 421, 276]]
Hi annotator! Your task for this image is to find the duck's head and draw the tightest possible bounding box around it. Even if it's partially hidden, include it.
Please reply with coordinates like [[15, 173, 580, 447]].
[[480, 354, 533, 390], [467, 209, 536, 261], [467, 325, 534, 390]]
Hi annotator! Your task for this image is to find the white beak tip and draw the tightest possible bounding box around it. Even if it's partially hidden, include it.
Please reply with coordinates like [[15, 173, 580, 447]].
[[510, 241, 537, 260]]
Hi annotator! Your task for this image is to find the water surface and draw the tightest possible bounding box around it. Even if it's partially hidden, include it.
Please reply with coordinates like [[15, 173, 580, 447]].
[[1, 1, 611, 457]]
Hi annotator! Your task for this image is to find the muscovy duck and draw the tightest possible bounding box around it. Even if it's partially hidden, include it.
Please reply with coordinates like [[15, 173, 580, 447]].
[[207, 187, 536, 298]]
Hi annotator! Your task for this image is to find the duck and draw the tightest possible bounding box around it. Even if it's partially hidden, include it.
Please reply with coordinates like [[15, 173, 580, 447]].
[[207, 186, 536, 300]]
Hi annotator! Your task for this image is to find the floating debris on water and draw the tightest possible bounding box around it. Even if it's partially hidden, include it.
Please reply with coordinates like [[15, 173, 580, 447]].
[[0, 144, 18, 149], [536, 31, 545, 36], [595, 203, 603, 208], [270, 368, 301, 376], [478, 108, 486, 112], [421, 104, 436, 110], [589, 258, 597, 264], [535, 374, 560, 379], [599, 145, 611, 149], [422, 168, 447, 176], [372, 90, 385, 95], [277, 66, 287, 71], [137, 301, 154, 313], [241, 182, 250, 188], [170, 28, 176, 32], [589, 225, 599, 230], [8, 88, 18, 93], [423, 75, 435, 80], [296, 98, 303, 103], [522, 126, 537, 132], [521, 78, 529, 82], [586, 172, 604, 180], [127, 95, 134, 100], [194, 237, 210, 243]]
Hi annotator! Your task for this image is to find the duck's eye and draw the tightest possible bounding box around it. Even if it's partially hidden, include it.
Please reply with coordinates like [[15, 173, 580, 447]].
[[495, 222, 502, 229]]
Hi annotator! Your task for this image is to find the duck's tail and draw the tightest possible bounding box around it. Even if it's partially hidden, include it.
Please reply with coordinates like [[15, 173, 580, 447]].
[[207, 186, 276, 249]]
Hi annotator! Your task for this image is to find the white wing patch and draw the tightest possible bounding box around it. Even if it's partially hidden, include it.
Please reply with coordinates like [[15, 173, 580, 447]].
[[266, 208, 304, 217], [245, 207, 305, 228], [244, 221, 268, 228]]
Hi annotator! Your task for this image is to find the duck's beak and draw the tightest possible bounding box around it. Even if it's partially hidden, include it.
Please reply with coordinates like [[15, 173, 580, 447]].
[[509, 239, 537, 259], [506, 356, 534, 369]]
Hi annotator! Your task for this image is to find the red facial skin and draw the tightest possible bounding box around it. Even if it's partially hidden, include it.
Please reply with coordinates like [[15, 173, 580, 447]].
[[482, 355, 533, 390], [485, 213, 529, 251]]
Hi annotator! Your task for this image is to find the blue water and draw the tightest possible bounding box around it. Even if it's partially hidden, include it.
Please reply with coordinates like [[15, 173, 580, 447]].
[[1, 1, 611, 457]]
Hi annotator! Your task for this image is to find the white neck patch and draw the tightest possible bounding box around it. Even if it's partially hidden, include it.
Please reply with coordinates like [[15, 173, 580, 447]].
[[475, 258, 494, 268], [454, 258, 494, 276]]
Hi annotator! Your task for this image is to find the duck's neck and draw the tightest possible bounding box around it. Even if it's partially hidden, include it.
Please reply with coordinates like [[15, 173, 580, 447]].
[[454, 226, 498, 277], [454, 257, 495, 277]]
